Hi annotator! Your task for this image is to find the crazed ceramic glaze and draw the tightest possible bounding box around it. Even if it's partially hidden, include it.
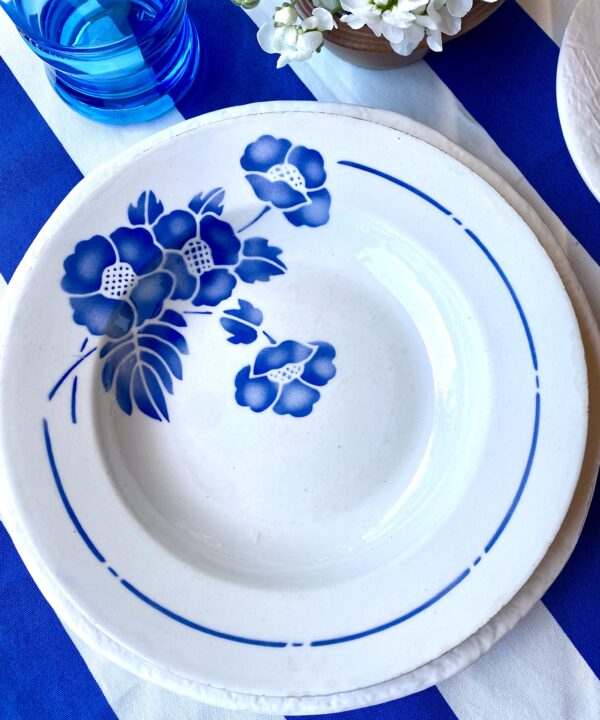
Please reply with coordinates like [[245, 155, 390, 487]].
[[557, 0, 600, 201], [0, 103, 594, 713]]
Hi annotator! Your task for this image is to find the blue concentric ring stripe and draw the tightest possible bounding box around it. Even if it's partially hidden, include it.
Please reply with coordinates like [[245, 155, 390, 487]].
[[43, 419, 105, 564], [311, 568, 471, 646], [120, 579, 287, 647], [296, 159, 540, 647], [42, 418, 289, 648]]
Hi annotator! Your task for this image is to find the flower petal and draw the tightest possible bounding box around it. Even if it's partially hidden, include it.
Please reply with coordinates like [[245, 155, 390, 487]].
[[287, 146, 327, 189], [426, 28, 443, 51], [274, 379, 320, 417], [153, 209, 197, 250], [193, 268, 237, 306], [284, 187, 331, 227], [241, 136, 292, 172], [110, 226, 162, 275], [163, 252, 197, 300], [437, 5, 461, 34], [70, 294, 134, 338], [391, 21, 424, 54], [199, 215, 241, 265], [301, 342, 336, 386], [129, 272, 174, 326], [310, 6, 336, 30], [254, 340, 312, 375], [446, 0, 472, 17], [62, 235, 115, 294], [245, 173, 307, 209], [296, 29, 324, 55], [235, 366, 278, 412]]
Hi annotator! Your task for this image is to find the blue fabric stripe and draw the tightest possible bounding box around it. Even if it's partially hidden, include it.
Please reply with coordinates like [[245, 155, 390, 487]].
[[427, 0, 600, 266], [0, 524, 118, 720], [176, 0, 314, 119], [290, 688, 458, 720], [0, 59, 83, 281], [0, 60, 116, 718], [427, 0, 600, 678], [542, 484, 600, 678]]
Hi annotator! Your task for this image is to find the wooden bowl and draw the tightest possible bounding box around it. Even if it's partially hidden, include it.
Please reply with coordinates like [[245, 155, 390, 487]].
[[296, 0, 504, 68]]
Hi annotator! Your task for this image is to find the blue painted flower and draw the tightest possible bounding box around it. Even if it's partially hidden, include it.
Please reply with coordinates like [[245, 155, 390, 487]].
[[62, 229, 171, 338], [154, 208, 241, 306], [241, 135, 331, 228], [235, 340, 336, 417]]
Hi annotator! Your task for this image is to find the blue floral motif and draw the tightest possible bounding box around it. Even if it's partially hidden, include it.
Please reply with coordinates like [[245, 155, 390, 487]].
[[57, 134, 336, 422], [235, 340, 336, 417], [220, 299, 263, 345], [241, 135, 331, 228], [154, 206, 241, 307], [62, 229, 169, 338]]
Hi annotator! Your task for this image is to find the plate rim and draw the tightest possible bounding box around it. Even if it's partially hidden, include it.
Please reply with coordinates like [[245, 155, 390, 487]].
[[0, 101, 597, 713]]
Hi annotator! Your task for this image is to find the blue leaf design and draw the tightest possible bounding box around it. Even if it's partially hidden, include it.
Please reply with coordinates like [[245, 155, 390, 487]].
[[138, 337, 183, 380], [128, 191, 164, 226], [115, 355, 136, 415], [242, 238, 286, 270], [220, 317, 259, 345], [160, 309, 187, 327], [220, 300, 263, 345], [143, 366, 169, 420], [102, 342, 135, 391], [236, 259, 285, 284], [140, 350, 173, 394], [100, 313, 187, 420], [188, 188, 225, 216], [224, 299, 263, 326], [99, 334, 133, 359], [141, 324, 188, 354], [132, 367, 162, 421]]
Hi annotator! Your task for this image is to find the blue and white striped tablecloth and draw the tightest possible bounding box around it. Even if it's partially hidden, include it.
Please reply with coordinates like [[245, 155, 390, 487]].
[[1, 1, 600, 717]]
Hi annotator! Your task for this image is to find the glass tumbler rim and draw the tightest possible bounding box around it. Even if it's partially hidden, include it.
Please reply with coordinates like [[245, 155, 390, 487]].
[[14, 0, 184, 57]]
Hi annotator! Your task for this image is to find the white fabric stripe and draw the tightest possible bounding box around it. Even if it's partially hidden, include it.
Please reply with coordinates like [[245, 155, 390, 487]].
[[69, 632, 281, 720], [439, 602, 600, 720], [0, 14, 184, 176], [518, 0, 576, 45]]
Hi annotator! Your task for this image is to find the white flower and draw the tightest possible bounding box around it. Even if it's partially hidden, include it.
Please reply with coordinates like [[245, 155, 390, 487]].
[[257, 6, 335, 68], [341, 0, 419, 38], [313, 0, 342, 12], [446, 0, 472, 16], [341, 0, 428, 46], [273, 3, 299, 25], [389, 21, 425, 54], [256, 0, 498, 63], [303, 6, 336, 30]]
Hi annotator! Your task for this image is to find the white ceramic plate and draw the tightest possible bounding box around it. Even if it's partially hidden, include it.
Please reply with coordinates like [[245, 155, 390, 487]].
[[557, 0, 600, 200], [0, 104, 589, 712]]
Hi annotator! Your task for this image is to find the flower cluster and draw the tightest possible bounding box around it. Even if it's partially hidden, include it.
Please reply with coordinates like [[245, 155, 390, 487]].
[[257, 3, 336, 67], [248, 0, 497, 63], [59, 135, 336, 422], [62, 190, 247, 339]]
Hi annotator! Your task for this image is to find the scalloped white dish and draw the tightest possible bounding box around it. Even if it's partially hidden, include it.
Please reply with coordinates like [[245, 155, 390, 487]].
[[557, 0, 600, 201], [0, 103, 590, 713]]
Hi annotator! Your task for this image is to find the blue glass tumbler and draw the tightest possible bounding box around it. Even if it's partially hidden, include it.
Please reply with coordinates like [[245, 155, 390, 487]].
[[0, 0, 200, 123]]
